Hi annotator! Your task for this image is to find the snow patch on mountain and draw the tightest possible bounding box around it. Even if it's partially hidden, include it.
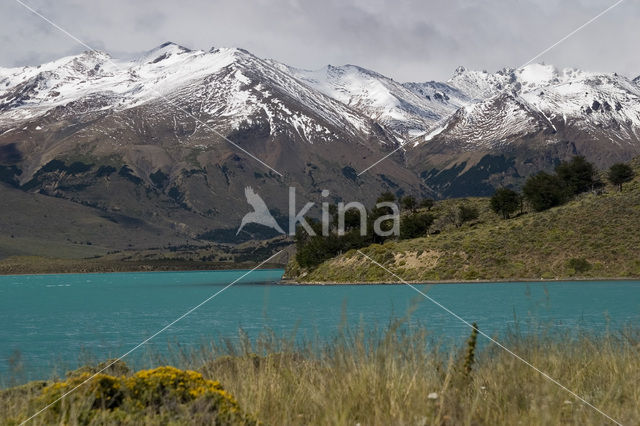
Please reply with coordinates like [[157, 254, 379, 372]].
[[417, 63, 640, 149], [518, 63, 559, 86], [3, 43, 640, 155], [286, 64, 465, 137], [447, 66, 512, 100], [0, 44, 381, 146]]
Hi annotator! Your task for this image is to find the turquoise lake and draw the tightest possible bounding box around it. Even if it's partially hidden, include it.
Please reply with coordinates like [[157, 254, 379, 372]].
[[1, 270, 640, 383]]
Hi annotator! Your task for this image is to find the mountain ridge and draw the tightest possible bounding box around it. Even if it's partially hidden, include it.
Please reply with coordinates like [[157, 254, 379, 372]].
[[2, 42, 640, 256]]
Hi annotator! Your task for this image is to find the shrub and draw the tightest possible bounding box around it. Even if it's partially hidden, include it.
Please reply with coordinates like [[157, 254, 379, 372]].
[[566, 258, 591, 274], [376, 191, 396, 203], [419, 199, 435, 210], [34, 365, 248, 424], [400, 195, 418, 212], [126, 367, 234, 408]]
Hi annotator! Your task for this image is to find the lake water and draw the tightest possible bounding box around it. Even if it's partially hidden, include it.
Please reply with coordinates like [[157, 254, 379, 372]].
[[1, 270, 639, 383]]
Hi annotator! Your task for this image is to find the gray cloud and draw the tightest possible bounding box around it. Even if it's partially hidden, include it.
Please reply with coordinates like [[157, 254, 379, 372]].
[[1, 0, 638, 82]]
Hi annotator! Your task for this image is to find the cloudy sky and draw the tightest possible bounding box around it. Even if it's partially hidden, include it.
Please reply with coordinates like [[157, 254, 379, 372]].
[[1, 0, 637, 82]]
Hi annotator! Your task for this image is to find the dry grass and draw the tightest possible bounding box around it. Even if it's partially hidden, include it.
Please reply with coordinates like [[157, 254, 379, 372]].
[[2, 323, 639, 425]]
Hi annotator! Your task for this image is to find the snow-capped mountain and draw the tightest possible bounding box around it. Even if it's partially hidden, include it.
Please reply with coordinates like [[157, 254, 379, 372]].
[[2, 42, 640, 239], [0, 43, 378, 143], [0, 43, 429, 244], [283, 63, 468, 137], [4, 47, 639, 155], [422, 64, 640, 149], [409, 64, 640, 197], [446, 66, 514, 100]]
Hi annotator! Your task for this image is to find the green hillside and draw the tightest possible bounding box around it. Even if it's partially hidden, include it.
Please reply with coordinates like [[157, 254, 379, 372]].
[[289, 160, 640, 283]]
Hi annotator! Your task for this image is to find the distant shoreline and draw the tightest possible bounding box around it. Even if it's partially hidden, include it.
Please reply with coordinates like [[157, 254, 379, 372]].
[[0, 268, 285, 278], [1, 261, 639, 285], [0, 260, 286, 277], [279, 277, 640, 285]]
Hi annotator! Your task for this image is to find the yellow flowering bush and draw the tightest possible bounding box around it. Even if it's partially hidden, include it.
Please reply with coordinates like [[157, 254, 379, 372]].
[[34, 364, 251, 425], [126, 366, 239, 411], [40, 372, 123, 410]]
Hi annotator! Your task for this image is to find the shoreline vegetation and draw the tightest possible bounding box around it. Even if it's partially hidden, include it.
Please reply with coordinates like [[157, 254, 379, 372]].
[[2, 324, 639, 425], [287, 157, 640, 284], [279, 277, 640, 285]]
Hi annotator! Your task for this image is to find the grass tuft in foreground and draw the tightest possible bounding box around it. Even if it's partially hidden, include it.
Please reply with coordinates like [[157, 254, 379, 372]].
[[1, 323, 639, 425]]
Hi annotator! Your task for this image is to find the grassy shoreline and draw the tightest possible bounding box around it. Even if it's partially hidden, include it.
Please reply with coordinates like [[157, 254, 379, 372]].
[[280, 277, 640, 285]]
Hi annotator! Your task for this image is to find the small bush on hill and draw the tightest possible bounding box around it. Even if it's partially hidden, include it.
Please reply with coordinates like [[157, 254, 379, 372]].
[[400, 195, 417, 212], [566, 257, 591, 274], [420, 199, 435, 210], [608, 163, 635, 191]]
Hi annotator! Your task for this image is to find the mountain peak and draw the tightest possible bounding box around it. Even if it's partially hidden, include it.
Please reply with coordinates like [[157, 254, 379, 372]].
[[157, 41, 191, 52], [453, 66, 467, 76], [138, 42, 192, 64], [77, 49, 111, 60], [321, 64, 388, 82], [517, 63, 559, 85]]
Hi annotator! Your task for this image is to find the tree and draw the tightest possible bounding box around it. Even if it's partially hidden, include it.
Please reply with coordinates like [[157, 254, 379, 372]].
[[608, 163, 635, 191], [555, 156, 597, 195], [438, 209, 455, 228], [400, 212, 434, 239], [419, 199, 435, 210], [490, 188, 521, 219], [376, 191, 396, 203], [295, 233, 344, 268], [400, 195, 417, 212], [342, 208, 365, 232], [457, 205, 479, 227], [522, 172, 567, 211]]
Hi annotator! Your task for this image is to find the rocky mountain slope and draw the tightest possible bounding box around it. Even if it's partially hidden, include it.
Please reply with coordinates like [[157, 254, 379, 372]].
[[0, 43, 427, 255], [410, 64, 640, 196], [2, 44, 640, 256]]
